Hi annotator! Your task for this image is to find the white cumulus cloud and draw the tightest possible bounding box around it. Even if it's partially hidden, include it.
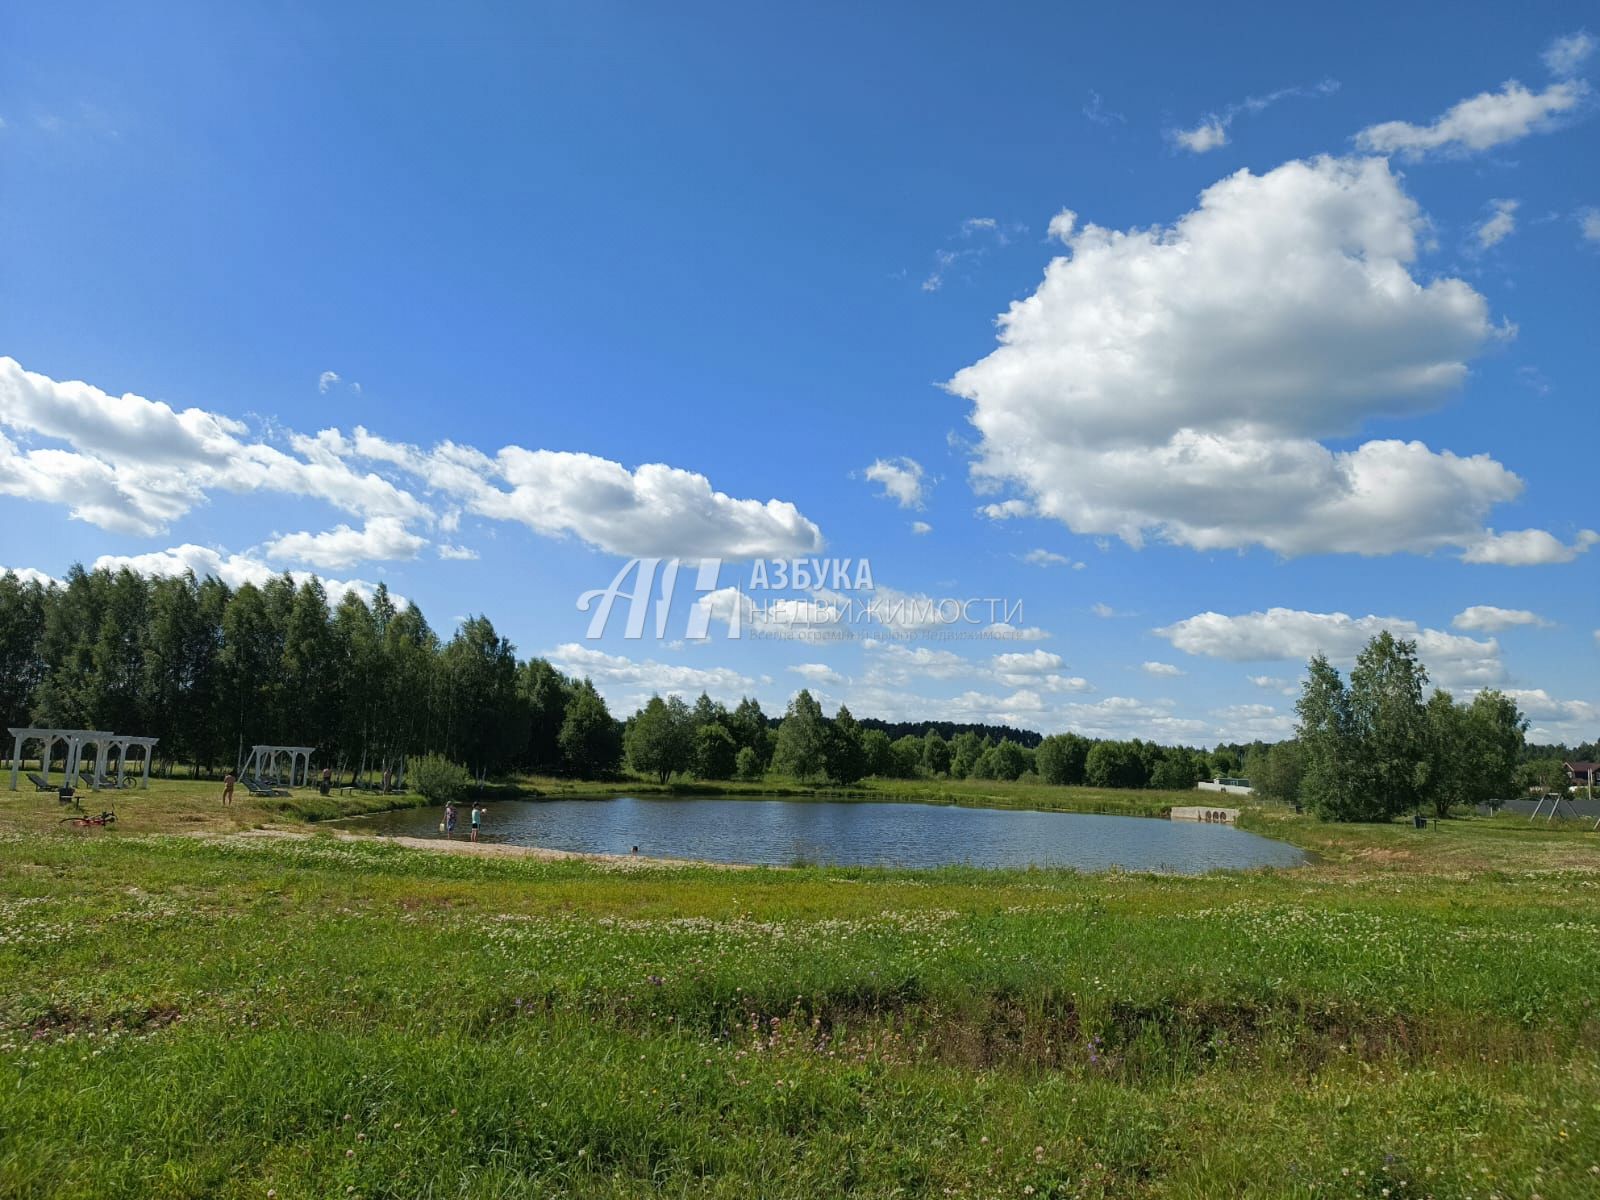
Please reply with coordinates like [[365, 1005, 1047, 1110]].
[[91, 543, 403, 608], [547, 643, 757, 711], [1451, 605, 1552, 632], [264, 516, 427, 569], [1355, 80, 1586, 158], [1155, 607, 1504, 688], [0, 564, 58, 587], [863, 457, 928, 509], [1173, 118, 1228, 153], [946, 156, 1556, 561], [789, 662, 846, 685], [1462, 528, 1598, 565], [0, 358, 823, 562]]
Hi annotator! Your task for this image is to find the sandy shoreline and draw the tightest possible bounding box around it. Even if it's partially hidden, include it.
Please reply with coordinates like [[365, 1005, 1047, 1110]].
[[223, 826, 758, 869]]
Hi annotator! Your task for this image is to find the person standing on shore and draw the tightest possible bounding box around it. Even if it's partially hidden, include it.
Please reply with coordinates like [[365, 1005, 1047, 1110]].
[[470, 803, 482, 842], [222, 771, 236, 807]]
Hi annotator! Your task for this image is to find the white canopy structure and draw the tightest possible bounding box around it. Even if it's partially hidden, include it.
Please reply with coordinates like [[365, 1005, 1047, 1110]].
[[241, 745, 314, 787], [8, 727, 159, 791]]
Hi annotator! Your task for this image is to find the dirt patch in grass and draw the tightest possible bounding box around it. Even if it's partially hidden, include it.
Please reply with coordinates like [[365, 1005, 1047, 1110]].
[[23, 1002, 183, 1044]]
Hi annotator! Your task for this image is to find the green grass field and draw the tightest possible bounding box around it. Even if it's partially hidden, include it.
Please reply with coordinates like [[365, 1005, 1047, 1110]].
[[2, 780, 1598, 1197]]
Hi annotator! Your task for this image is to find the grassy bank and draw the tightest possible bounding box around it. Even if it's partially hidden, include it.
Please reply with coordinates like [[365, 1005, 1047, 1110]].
[[2, 789, 1598, 1197]]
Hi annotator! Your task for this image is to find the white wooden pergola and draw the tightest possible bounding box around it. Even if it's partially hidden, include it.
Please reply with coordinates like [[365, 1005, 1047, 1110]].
[[7, 727, 159, 791], [241, 744, 314, 787]]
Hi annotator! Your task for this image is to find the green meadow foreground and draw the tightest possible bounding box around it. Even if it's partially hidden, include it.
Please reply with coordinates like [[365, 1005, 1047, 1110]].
[[2, 785, 1598, 1198]]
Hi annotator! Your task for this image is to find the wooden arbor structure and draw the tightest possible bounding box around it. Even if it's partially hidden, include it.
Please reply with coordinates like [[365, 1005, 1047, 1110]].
[[7, 727, 159, 790], [241, 744, 315, 787]]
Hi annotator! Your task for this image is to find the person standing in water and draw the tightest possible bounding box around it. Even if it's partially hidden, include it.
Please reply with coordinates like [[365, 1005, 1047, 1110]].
[[470, 803, 482, 842], [444, 802, 457, 838]]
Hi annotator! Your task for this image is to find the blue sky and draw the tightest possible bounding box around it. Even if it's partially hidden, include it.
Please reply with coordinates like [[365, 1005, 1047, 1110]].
[[2, 1, 1597, 745]]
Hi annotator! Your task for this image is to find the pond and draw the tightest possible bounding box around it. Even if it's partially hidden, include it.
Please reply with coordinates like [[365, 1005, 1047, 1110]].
[[341, 795, 1307, 872]]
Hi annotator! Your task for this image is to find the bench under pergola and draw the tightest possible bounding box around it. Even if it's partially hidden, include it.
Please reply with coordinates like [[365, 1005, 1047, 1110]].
[[241, 744, 315, 787], [7, 728, 160, 791]]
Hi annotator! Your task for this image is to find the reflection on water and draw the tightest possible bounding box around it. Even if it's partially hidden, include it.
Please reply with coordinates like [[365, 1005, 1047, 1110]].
[[341, 795, 1306, 872]]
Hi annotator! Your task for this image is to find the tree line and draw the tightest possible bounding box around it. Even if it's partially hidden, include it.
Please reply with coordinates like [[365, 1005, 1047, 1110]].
[[1292, 632, 1528, 820], [0, 566, 1236, 791], [623, 686, 1225, 790], [3, 569, 1545, 819], [0, 566, 623, 782]]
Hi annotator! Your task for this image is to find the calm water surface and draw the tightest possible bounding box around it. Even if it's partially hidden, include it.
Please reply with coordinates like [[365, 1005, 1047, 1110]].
[[343, 795, 1306, 872]]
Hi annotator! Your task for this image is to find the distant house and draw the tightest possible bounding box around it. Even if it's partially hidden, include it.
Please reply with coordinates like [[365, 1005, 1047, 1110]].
[[1565, 762, 1598, 794]]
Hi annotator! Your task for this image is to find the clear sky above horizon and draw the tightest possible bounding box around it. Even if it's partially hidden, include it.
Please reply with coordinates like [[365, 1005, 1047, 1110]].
[[2, 1, 1596, 746]]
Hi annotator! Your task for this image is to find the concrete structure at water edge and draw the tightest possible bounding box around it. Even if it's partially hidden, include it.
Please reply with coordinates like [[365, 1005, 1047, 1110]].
[[1171, 805, 1239, 824], [7, 727, 160, 791]]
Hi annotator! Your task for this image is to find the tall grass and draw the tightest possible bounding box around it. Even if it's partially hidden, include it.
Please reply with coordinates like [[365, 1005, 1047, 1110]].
[[2, 810, 1599, 1196]]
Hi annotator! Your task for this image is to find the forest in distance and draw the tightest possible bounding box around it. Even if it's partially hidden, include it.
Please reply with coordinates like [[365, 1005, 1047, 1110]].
[[0, 565, 1586, 820]]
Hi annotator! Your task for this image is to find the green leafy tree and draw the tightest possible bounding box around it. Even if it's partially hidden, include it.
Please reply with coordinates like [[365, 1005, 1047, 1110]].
[[921, 730, 951, 777], [1253, 741, 1306, 806], [1517, 757, 1568, 802], [559, 680, 622, 778], [859, 728, 893, 777], [625, 695, 696, 783], [734, 745, 763, 782], [517, 657, 571, 775], [772, 689, 830, 780], [691, 692, 729, 731], [888, 735, 924, 778], [1085, 740, 1146, 788], [1035, 733, 1090, 786], [412, 753, 470, 804], [825, 705, 869, 785], [694, 722, 738, 780], [438, 615, 524, 776], [1347, 632, 1429, 819], [974, 739, 1029, 781], [949, 732, 986, 779], [1150, 749, 1204, 791], [1296, 654, 1360, 820], [728, 697, 772, 770], [1460, 689, 1527, 811], [0, 572, 48, 731]]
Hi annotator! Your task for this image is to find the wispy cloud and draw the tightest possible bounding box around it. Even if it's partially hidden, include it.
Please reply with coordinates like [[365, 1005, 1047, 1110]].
[[1170, 79, 1340, 153], [1544, 30, 1596, 78], [920, 216, 1026, 291], [1475, 198, 1518, 249], [1082, 90, 1125, 127]]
